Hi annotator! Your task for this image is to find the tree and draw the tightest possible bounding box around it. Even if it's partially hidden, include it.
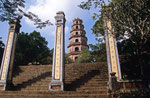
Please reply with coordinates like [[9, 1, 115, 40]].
[[0, 39, 4, 49], [74, 43, 106, 63], [117, 37, 150, 80], [0, 0, 53, 28], [14, 31, 53, 65], [0, 38, 4, 65], [110, 0, 150, 79], [77, 49, 92, 63], [65, 54, 73, 64], [40, 48, 53, 65], [79, 0, 150, 80], [89, 43, 106, 62]]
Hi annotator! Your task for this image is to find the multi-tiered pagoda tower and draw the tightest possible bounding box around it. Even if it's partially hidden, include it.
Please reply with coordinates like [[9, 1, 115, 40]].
[[68, 18, 88, 61]]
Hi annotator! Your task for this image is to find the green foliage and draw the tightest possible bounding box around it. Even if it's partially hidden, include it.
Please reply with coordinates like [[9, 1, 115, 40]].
[[0, 0, 53, 28], [89, 43, 106, 62], [80, 0, 150, 80], [91, 17, 105, 41], [14, 31, 53, 65], [0, 39, 5, 48], [80, 0, 150, 45], [117, 39, 136, 56], [79, 0, 105, 10], [77, 49, 92, 63], [0, 0, 25, 21], [118, 37, 150, 80], [110, 0, 150, 41], [112, 0, 150, 79], [75, 43, 106, 63], [0, 39, 4, 65], [65, 54, 73, 64]]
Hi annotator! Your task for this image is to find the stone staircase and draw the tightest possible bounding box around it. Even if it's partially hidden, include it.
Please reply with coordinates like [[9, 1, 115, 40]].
[[0, 62, 109, 98]]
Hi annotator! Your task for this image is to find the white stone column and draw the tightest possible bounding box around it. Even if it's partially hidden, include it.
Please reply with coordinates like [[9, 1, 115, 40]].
[[104, 15, 122, 80], [49, 11, 66, 91], [0, 19, 21, 90]]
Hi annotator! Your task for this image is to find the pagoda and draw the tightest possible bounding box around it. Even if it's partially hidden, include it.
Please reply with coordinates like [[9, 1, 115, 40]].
[[68, 18, 88, 61]]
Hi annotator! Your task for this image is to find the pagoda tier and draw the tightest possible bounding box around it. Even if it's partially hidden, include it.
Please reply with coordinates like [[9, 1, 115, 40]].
[[68, 18, 88, 61]]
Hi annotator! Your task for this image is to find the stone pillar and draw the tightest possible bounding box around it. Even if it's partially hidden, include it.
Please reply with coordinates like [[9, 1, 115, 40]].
[[109, 72, 117, 91], [49, 11, 66, 91], [0, 19, 21, 90], [103, 7, 122, 80]]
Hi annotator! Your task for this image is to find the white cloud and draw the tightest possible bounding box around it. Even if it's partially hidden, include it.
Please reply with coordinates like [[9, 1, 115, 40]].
[[23, 0, 97, 50], [26, 0, 88, 22], [24, 0, 91, 30], [24, 0, 94, 45]]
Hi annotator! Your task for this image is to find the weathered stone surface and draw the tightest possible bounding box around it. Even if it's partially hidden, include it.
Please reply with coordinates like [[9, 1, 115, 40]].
[[0, 62, 109, 97]]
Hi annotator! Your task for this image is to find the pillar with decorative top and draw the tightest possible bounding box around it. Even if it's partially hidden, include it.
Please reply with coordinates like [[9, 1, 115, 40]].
[[0, 19, 21, 90], [49, 11, 66, 91], [102, 7, 122, 80]]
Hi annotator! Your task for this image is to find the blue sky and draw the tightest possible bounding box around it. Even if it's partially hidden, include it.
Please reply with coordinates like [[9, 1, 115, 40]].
[[0, 0, 99, 52]]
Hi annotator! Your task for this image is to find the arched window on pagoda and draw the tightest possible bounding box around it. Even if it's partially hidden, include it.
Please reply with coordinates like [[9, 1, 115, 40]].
[[76, 32, 78, 35], [75, 47, 79, 52], [76, 26, 78, 29], [75, 57, 78, 60], [75, 39, 79, 43]]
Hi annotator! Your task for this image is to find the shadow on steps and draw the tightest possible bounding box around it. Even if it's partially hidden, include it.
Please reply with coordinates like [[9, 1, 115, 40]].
[[12, 66, 24, 78], [13, 71, 51, 91], [65, 70, 100, 91]]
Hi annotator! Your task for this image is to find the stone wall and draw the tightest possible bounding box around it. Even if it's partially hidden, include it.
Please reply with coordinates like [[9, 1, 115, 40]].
[[117, 80, 150, 92], [108, 73, 150, 97]]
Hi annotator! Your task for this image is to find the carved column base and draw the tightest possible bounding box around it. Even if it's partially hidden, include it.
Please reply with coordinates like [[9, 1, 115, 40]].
[[0, 80, 6, 90], [109, 72, 118, 91], [49, 81, 64, 91]]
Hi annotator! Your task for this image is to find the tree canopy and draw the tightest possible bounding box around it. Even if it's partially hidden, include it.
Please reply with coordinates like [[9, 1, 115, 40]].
[[76, 43, 106, 63], [89, 43, 106, 62], [0, 39, 4, 49], [14, 31, 53, 65], [0, 39, 4, 65], [65, 54, 73, 64], [77, 49, 92, 63], [80, 0, 150, 42], [0, 0, 53, 28], [79, 0, 150, 80]]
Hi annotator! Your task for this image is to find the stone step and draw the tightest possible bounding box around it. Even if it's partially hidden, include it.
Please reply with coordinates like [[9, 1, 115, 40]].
[[18, 65, 51, 68], [76, 86, 108, 89], [14, 72, 51, 76], [21, 87, 49, 91], [0, 94, 108, 98], [17, 84, 107, 91], [13, 73, 108, 78], [29, 82, 107, 87], [6, 91, 108, 95], [21, 84, 107, 89], [0, 62, 109, 97], [13, 78, 51, 82], [65, 83, 107, 87], [13, 77, 108, 83], [31, 84, 49, 87], [13, 80, 108, 86], [65, 80, 108, 84], [0, 90, 107, 94]]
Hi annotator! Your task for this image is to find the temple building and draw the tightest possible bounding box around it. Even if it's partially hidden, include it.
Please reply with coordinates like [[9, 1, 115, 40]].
[[67, 17, 88, 61]]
